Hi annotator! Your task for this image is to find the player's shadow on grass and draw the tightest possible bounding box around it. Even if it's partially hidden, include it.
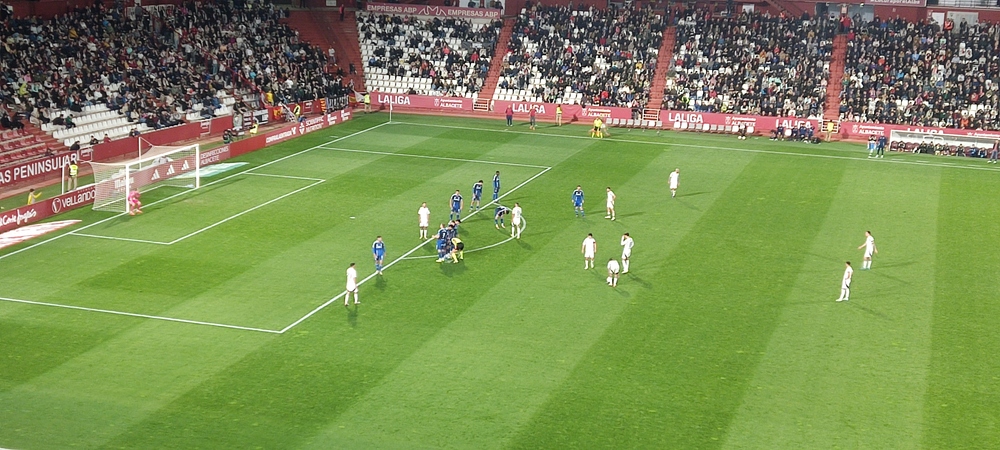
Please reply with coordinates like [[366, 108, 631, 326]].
[[674, 198, 701, 211], [676, 191, 710, 198], [373, 274, 387, 291], [346, 304, 359, 328], [616, 212, 645, 219], [847, 302, 891, 321], [439, 261, 468, 277], [625, 274, 653, 289]]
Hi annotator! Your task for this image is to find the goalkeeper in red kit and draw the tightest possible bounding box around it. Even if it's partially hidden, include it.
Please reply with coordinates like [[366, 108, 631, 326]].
[[128, 189, 143, 215]]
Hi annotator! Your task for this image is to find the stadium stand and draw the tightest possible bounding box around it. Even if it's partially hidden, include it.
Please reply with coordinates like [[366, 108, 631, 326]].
[[358, 13, 503, 97], [839, 17, 1000, 130], [664, 10, 836, 118], [0, 0, 349, 170], [494, 4, 665, 106]]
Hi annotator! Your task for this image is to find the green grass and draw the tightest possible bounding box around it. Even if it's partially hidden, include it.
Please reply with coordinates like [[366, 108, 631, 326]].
[[1, 113, 998, 449]]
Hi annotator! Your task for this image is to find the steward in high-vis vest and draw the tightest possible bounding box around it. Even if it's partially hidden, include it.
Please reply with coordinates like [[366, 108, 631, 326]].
[[67, 161, 79, 191]]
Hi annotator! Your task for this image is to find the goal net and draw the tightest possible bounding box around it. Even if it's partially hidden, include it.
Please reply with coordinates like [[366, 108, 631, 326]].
[[89, 144, 201, 213]]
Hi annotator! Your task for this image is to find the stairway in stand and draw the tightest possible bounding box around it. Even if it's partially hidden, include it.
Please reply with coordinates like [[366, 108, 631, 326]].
[[285, 9, 366, 92], [25, 122, 66, 153], [764, 0, 808, 18], [642, 25, 676, 120], [475, 18, 515, 112], [823, 33, 849, 123]]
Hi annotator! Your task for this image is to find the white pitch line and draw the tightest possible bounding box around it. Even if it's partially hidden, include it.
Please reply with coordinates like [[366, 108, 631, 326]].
[[244, 172, 326, 181], [69, 179, 324, 246], [0, 296, 282, 334], [0, 121, 389, 262], [317, 146, 551, 169], [167, 180, 324, 245], [278, 168, 549, 333], [393, 121, 1000, 173], [68, 233, 171, 245]]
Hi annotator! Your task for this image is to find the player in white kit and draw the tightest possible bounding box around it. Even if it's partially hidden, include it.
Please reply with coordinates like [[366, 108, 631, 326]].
[[668, 168, 680, 198], [605, 187, 616, 220], [837, 261, 853, 302], [511, 202, 523, 239], [418, 202, 431, 239], [620, 233, 634, 273], [582, 233, 597, 269], [857, 231, 878, 269], [607, 258, 620, 287], [344, 263, 359, 306]]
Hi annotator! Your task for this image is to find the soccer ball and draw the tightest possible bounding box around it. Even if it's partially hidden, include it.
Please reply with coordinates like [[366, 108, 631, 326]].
[[606, 276, 612, 284]]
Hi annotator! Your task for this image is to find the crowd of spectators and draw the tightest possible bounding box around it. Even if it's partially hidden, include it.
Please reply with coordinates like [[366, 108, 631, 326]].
[[0, 0, 349, 138], [499, 4, 664, 107], [839, 16, 1000, 130], [665, 10, 836, 118], [358, 13, 502, 96]]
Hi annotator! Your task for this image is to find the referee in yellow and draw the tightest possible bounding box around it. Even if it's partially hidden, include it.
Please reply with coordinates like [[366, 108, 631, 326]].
[[591, 118, 604, 138]]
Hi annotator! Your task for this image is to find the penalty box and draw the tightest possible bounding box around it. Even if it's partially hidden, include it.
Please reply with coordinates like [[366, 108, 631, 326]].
[[3, 143, 551, 333], [69, 172, 325, 246]]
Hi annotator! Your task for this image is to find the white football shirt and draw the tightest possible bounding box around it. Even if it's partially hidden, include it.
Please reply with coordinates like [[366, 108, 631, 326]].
[[607, 259, 620, 273], [621, 236, 634, 254], [418, 206, 430, 225], [346, 266, 358, 288]]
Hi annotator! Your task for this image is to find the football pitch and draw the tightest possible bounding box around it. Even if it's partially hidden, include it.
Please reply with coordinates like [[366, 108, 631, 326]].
[[1, 112, 998, 449]]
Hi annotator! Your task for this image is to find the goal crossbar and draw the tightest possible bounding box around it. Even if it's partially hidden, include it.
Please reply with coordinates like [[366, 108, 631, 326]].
[[88, 144, 201, 213]]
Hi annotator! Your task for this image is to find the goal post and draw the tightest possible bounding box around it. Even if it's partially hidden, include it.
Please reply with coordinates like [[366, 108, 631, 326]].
[[88, 143, 201, 213]]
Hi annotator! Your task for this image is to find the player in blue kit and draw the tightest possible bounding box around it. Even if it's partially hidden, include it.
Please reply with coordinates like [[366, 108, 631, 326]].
[[448, 189, 465, 220], [876, 135, 887, 158], [449, 190, 463, 221], [471, 180, 484, 211], [494, 205, 510, 229], [435, 224, 449, 263], [492, 171, 500, 200], [572, 185, 585, 217], [372, 236, 385, 275]]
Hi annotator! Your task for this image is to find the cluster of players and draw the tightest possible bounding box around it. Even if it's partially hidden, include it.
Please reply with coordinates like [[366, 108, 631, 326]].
[[581, 232, 634, 287], [345, 171, 509, 305], [867, 135, 888, 158], [770, 123, 819, 143], [339, 153, 874, 304]]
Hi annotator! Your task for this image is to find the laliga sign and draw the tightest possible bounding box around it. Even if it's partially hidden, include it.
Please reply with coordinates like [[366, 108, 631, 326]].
[[377, 94, 411, 105], [666, 112, 704, 123], [511, 103, 545, 114]]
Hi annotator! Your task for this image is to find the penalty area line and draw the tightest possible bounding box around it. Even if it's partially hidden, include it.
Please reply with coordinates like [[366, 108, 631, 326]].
[[0, 296, 282, 334], [317, 146, 551, 169], [278, 168, 549, 333], [68, 233, 171, 245]]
